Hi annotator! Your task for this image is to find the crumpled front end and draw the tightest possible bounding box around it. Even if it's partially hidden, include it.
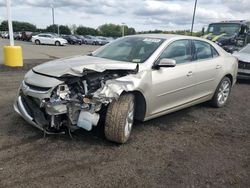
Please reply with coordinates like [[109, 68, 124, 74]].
[[14, 66, 143, 134]]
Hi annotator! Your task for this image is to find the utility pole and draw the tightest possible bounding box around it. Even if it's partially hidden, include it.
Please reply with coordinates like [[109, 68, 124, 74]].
[[51, 4, 55, 25], [6, 0, 14, 46], [191, 0, 198, 36], [51, 2, 55, 33], [121, 23, 125, 37]]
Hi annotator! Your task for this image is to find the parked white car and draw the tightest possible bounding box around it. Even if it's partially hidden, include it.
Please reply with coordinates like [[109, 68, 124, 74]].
[[31, 34, 67, 46]]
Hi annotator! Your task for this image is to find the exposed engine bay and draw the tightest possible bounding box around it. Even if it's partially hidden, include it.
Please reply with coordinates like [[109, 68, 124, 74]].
[[16, 68, 138, 135]]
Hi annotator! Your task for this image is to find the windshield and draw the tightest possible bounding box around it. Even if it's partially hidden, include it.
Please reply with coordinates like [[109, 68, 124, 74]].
[[207, 23, 241, 36], [93, 37, 164, 63], [99, 37, 106, 40], [70, 36, 77, 39], [240, 45, 250, 54]]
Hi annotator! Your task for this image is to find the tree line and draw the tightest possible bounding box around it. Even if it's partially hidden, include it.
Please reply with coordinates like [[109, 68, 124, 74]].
[[0, 20, 136, 37], [0, 20, 203, 37]]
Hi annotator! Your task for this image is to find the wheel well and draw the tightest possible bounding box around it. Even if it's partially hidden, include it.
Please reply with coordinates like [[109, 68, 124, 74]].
[[131, 91, 146, 121], [55, 41, 60, 44], [225, 74, 233, 84]]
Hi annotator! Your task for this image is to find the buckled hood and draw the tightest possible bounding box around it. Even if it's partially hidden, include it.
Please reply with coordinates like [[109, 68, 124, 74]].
[[32, 55, 138, 77]]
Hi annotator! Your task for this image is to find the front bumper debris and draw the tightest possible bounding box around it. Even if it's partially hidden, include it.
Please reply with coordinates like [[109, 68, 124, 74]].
[[14, 95, 64, 135]]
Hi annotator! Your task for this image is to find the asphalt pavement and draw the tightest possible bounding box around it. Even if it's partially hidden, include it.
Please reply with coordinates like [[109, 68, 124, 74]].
[[0, 38, 99, 64]]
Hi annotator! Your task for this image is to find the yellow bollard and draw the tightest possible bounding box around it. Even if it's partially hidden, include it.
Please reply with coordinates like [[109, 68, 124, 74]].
[[3, 46, 23, 67]]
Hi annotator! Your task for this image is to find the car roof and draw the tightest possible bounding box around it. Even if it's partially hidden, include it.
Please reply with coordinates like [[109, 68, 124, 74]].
[[209, 20, 247, 25]]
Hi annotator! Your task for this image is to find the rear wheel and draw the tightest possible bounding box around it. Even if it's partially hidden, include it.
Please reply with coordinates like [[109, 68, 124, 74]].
[[35, 40, 40, 45], [211, 77, 231, 108], [55, 41, 60, 46], [105, 93, 135, 144]]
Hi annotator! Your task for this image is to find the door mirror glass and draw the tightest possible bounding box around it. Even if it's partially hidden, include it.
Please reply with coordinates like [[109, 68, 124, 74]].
[[156, 58, 176, 68]]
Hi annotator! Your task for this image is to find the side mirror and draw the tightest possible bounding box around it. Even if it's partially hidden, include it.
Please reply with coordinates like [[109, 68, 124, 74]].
[[154, 58, 176, 69]]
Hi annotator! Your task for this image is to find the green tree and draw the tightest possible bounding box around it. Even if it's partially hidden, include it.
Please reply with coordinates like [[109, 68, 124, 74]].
[[0, 20, 36, 31], [75, 26, 98, 36], [59, 25, 71, 35], [46, 24, 71, 34], [127, 27, 136, 35], [69, 24, 78, 34], [98, 23, 136, 37]]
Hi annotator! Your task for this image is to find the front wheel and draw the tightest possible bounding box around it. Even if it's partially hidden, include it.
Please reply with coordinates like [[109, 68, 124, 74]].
[[211, 77, 232, 108], [35, 40, 40, 45], [105, 93, 135, 144], [55, 41, 60, 46]]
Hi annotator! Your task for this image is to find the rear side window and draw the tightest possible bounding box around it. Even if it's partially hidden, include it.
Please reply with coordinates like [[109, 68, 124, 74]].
[[194, 40, 213, 60], [159, 39, 192, 64], [211, 46, 219, 57]]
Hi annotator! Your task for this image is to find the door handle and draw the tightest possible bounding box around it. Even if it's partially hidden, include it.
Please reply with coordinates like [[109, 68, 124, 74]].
[[186, 71, 193, 76], [216, 65, 222, 69]]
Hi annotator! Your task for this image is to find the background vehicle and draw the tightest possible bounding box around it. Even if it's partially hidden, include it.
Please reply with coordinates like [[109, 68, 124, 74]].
[[14, 34, 238, 144], [73, 35, 86, 44], [1, 32, 9, 38], [31, 33, 67, 46], [94, 37, 109, 45], [21, 31, 33, 41], [203, 20, 250, 53], [233, 43, 250, 79], [62, 35, 82, 45], [13, 32, 22, 40], [83, 35, 96, 45]]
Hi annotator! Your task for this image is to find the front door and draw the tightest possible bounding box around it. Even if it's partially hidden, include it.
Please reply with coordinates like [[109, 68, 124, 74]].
[[150, 39, 196, 116]]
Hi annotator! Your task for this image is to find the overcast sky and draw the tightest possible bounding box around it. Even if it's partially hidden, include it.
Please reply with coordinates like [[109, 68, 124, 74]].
[[0, 0, 249, 31]]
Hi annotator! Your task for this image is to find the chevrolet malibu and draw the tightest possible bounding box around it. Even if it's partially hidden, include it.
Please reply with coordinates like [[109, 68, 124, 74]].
[[14, 34, 238, 143]]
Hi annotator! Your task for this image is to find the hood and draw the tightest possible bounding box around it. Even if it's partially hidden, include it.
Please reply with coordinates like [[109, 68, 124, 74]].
[[32, 55, 138, 77], [203, 33, 233, 42], [233, 52, 250, 63]]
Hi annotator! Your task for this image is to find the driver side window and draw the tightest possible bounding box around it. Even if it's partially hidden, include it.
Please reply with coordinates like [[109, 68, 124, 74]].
[[159, 40, 192, 64]]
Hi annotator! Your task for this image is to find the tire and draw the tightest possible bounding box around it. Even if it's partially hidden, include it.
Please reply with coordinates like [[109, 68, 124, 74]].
[[55, 41, 60, 46], [35, 40, 40, 45], [105, 93, 135, 144], [211, 77, 232, 108]]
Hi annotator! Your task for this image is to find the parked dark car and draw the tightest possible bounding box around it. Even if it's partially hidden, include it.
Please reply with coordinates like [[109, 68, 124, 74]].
[[21, 31, 33, 41], [73, 35, 86, 44], [62, 35, 82, 45]]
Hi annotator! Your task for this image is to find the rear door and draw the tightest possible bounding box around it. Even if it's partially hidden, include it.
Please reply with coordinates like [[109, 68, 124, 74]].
[[192, 40, 221, 99], [150, 39, 196, 115]]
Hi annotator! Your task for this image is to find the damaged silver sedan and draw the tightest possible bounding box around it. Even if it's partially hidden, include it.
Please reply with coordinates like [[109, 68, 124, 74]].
[[14, 34, 238, 143]]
